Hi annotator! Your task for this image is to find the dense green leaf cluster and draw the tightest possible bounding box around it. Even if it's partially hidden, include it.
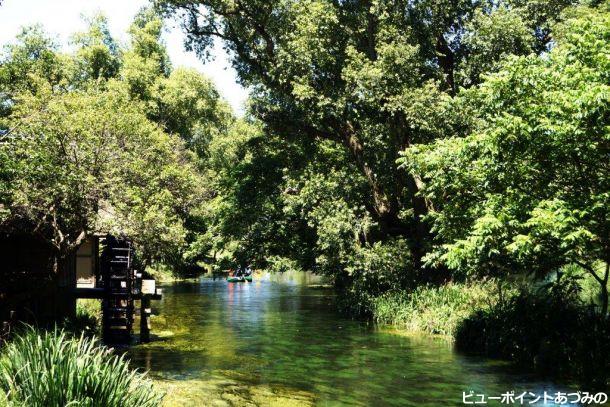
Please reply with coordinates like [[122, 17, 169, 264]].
[[402, 5, 609, 310], [0, 8, 228, 272], [157, 0, 575, 273]]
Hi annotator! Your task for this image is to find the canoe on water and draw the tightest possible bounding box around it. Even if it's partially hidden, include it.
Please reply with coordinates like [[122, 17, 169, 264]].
[[227, 275, 253, 283]]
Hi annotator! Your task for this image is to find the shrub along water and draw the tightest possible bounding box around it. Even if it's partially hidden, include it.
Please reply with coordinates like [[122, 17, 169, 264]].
[[367, 270, 610, 386], [60, 299, 101, 337], [0, 327, 163, 406], [371, 280, 502, 336], [455, 279, 610, 388]]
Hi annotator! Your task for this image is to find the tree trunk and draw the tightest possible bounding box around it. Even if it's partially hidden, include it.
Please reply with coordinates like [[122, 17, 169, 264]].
[[391, 113, 432, 271], [436, 34, 455, 95], [601, 262, 609, 316], [50, 253, 76, 321], [340, 122, 432, 269], [405, 176, 429, 270], [340, 124, 392, 220]]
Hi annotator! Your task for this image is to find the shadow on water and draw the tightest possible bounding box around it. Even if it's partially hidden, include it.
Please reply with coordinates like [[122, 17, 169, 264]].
[[128, 274, 591, 406]]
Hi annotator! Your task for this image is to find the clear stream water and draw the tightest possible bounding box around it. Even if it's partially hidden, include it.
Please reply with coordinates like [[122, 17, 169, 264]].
[[128, 273, 585, 406]]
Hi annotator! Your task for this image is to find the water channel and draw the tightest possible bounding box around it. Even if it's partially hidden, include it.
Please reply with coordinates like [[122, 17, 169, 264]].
[[128, 273, 581, 406]]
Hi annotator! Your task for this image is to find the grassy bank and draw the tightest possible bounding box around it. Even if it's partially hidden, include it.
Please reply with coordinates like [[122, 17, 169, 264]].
[[370, 280, 502, 337], [367, 272, 610, 387], [455, 281, 610, 387], [0, 327, 163, 406], [146, 264, 204, 283]]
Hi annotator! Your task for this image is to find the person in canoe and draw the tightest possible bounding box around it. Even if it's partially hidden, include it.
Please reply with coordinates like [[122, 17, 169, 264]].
[[228, 266, 245, 282], [227, 264, 253, 282], [244, 265, 253, 282]]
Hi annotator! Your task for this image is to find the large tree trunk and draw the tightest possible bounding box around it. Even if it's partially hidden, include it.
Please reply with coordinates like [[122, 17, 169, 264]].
[[404, 176, 429, 271], [436, 34, 455, 95], [340, 126, 392, 219], [340, 123, 429, 270], [50, 253, 76, 321], [391, 114, 432, 271], [582, 261, 609, 316]]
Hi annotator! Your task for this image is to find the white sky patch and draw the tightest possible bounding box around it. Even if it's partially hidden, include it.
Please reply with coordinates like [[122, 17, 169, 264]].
[[0, 0, 248, 115]]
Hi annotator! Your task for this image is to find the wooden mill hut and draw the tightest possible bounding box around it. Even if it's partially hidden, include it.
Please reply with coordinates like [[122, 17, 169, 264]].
[[0, 231, 160, 344]]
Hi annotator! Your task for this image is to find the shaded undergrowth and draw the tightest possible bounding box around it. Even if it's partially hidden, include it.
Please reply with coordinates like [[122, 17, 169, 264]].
[[455, 281, 609, 388]]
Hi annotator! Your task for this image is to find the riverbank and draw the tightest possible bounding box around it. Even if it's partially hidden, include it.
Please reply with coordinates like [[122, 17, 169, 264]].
[[370, 281, 501, 337], [147, 264, 205, 283], [364, 275, 610, 388]]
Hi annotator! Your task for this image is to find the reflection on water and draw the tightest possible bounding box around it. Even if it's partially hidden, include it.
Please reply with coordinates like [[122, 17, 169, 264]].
[[128, 275, 582, 406]]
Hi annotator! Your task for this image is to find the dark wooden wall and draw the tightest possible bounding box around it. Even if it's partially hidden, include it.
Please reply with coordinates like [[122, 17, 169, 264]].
[[0, 234, 77, 330]]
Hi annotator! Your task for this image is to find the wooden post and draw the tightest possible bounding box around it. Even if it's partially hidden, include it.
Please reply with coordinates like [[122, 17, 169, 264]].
[[140, 296, 151, 343]]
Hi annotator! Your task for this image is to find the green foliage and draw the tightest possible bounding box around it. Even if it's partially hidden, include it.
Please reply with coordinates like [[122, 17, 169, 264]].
[[157, 0, 572, 275], [266, 256, 304, 274], [1, 5, 605, 381], [1, 82, 199, 265], [402, 4, 609, 301], [338, 238, 415, 315], [455, 282, 609, 387], [0, 327, 163, 406], [0, 9, 230, 275], [61, 299, 101, 337], [0, 25, 64, 100], [156, 67, 233, 157], [459, 6, 534, 85], [120, 7, 171, 106], [372, 281, 501, 336], [71, 13, 121, 82]]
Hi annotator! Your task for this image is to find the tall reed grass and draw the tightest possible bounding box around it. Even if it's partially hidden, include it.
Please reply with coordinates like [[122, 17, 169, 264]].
[[0, 327, 163, 406], [371, 281, 501, 336]]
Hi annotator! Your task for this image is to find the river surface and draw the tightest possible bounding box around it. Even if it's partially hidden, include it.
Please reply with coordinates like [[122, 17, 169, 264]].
[[128, 273, 583, 406]]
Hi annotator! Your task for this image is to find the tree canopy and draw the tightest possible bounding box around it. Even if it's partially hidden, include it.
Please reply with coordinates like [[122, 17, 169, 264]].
[[156, 0, 575, 268], [0, 8, 228, 272], [401, 5, 609, 310]]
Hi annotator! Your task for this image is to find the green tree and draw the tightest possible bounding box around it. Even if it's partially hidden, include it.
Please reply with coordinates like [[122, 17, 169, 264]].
[[402, 5, 609, 312], [0, 25, 66, 116], [70, 13, 121, 83], [0, 81, 199, 271], [0, 11, 224, 277], [121, 7, 171, 109], [156, 0, 574, 270], [156, 67, 233, 159]]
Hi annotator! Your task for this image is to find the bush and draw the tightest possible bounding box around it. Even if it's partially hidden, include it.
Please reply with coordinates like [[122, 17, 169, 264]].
[[59, 299, 101, 338], [58, 299, 100, 338], [266, 255, 304, 274], [455, 281, 609, 388], [371, 280, 500, 336], [337, 238, 416, 317], [0, 327, 163, 406]]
